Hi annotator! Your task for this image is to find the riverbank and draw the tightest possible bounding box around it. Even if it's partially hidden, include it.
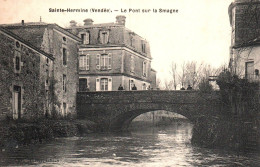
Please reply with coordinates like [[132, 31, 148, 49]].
[[191, 114, 260, 153], [0, 119, 98, 149]]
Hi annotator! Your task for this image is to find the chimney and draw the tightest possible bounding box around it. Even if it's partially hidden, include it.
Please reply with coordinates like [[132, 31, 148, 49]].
[[83, 18, 93, 26], [21, 20, 24, 25], [116, 15, 126, 26], [70, 20, 77, 27]]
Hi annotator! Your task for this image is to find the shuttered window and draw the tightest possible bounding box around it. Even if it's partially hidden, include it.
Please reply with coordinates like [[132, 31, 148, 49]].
[[97, 54, 112, 70], [79, 55, 89, 70]]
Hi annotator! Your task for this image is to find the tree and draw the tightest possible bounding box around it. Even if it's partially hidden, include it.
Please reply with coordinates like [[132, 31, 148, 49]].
[[169, 62, 178, 90], [178, 62, 186, 89]]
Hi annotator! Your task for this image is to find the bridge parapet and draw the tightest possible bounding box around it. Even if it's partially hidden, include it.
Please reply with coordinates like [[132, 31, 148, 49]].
[[77, 90, 220, 104], [76, 90, 221, 131]]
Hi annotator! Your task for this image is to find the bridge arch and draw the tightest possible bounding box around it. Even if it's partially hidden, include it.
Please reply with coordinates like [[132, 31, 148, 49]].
[[115, 109, 191, 131], [77, 91, 221, 131]]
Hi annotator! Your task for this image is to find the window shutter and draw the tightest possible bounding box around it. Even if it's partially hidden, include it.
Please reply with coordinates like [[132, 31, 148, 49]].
[[82, 56, 85, 68], [96, 78, 100, 91], [79, 56, 83, 68], [108, 78, 112, 91], [86, 54, 89, 70], [86, 32, 90, 44], [108, 53, 112, 69], [96, 54, 100, 69]]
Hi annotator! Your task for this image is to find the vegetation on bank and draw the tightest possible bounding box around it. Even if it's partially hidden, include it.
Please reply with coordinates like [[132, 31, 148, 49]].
[[0, 118, 98, 149], [192, 70, 260, 152]]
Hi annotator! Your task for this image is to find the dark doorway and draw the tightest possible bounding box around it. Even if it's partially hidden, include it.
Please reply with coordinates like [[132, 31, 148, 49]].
[[79, 78, 88, 91]]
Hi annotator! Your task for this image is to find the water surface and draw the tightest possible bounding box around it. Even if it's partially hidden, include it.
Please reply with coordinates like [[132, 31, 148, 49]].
[[0, 122, 259, 166]]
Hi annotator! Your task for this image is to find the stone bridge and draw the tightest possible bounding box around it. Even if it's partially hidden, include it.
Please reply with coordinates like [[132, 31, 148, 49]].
[[77, 91, 222, 131]]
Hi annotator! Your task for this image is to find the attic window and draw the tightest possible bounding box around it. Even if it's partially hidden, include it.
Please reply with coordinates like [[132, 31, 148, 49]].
[[141, 41, 146, 53], [63, 37, 66, 42], [80, 32, 90, 44], [100, 31, 109, 44]]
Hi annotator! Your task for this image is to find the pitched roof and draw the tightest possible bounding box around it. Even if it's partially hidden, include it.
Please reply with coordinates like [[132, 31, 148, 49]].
[[1, 22, 81, 49], [0, 26, 54, 60], [2, 24, 47, 49]]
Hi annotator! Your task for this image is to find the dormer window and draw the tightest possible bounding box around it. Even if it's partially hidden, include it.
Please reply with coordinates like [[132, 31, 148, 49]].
[[141, 41, 146, 53], [80, 32, 90, 44], [100, 30, 109, 44]]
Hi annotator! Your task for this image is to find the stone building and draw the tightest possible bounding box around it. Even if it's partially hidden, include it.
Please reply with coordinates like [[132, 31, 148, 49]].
[[0, 16, 157, 120], [228, 0, 260, 81], [0, 27, 54, 120], [67, 16, 156, 91], [0, 21, 81, 119]]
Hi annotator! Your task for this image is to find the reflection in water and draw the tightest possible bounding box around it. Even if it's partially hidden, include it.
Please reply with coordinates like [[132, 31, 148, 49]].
[[0, 122, 259, 167]]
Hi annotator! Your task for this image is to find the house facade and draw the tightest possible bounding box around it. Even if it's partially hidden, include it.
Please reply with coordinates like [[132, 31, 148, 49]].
[[0, 16, 157, 120], [0, 27, 54, 120], [228, 0, 260, 81], [1, 22, 81, 119], [67, 16, 156, 91]]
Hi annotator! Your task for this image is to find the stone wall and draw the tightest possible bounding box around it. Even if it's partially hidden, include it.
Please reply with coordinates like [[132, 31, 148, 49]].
[[229, 0, 260, 46], [0, 31, 53, 120], [49, 29, 79, 117]]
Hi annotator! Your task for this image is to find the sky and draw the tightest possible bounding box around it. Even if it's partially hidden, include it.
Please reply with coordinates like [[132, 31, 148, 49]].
[[0, 0, 234, 81]]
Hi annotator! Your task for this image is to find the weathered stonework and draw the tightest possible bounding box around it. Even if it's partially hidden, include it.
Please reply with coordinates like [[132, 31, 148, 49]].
[[229, 0, 260, 47], [1, 23, 81, 119], [0, 28, 54, 120], [77, 91, 221, 130]]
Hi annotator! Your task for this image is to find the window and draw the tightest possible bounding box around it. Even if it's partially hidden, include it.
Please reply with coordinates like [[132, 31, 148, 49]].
[[63, 37, 66, 42], [79, 78, 88, 92], [81, 32, 90, 44], [15, 56, 20, 71], [46, 58, 49, 65], [14, 50, 21, 73], [96, 77, 112, 91], [96, 54, 112, 70], [141, 41, 146, 53], [100, 78, 108, 91], [45, 79, 49, 86], [79, 55, 89, 70], [63, 103, 67, 116], [143, 61, 147, 77], [45, 79, 49, 90], [100, 31, 109, 44], [63, 48, 67, 65], [16, 41, 20, 48], [63, 74, 67, 92]]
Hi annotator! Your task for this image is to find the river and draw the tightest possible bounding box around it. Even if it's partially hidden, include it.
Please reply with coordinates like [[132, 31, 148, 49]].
[[0, 122, 259, 167]]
